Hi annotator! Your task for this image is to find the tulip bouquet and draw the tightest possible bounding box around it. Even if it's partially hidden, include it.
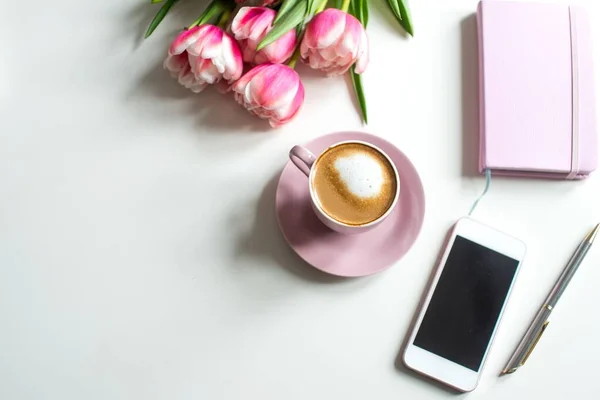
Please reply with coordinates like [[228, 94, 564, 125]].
[[145, 0, 413, 127]]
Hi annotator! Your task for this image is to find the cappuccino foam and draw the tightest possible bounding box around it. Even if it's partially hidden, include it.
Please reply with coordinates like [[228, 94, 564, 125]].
[[334, 153, 386, 198], [312, 143, 398, 226]]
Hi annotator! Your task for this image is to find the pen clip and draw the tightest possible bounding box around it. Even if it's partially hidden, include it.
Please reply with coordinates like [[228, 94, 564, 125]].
[[520, 320, 550, 367]]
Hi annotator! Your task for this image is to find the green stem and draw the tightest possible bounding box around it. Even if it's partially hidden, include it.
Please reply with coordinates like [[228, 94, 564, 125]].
[[287, 45, 302, 69], [316, 0, 327, 13], [217, 9, 231, 28], [341, 0, 351, 12], [188, 16, 203, 29]]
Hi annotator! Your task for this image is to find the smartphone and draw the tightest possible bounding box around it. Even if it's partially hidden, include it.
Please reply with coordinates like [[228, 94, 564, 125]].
[[403, 217, 526, 392]]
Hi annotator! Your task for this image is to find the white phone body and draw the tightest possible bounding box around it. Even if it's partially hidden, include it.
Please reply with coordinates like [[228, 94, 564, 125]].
[[403, 217, 526, 392]]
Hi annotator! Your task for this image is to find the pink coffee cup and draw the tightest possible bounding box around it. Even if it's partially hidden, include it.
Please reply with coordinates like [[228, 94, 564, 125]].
[[289, 140, 400, 235]]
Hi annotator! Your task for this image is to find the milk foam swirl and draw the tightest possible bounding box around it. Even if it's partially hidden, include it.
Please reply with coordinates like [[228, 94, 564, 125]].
[[333, 154, 385, 198]]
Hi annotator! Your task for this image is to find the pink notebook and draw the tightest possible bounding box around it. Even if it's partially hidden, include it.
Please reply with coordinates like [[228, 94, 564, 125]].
[[477, 0, 598, 179]]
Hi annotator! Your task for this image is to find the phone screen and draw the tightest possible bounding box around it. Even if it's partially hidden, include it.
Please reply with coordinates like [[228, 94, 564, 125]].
[[413, 235, 519, 372]]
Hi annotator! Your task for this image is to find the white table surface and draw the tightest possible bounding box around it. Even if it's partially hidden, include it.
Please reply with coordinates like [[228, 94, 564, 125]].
[[2, 0, 600, 398]]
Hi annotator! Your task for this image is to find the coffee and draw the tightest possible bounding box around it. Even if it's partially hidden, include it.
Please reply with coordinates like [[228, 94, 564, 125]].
[[311, 143, 398, 226]]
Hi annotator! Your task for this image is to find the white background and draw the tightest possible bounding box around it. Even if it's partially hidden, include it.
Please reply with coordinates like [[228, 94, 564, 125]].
[[1, 0, 599, 398]]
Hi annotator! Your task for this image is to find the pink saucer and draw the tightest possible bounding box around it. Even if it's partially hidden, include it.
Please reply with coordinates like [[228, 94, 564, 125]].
[[275, 132, 426, 277]]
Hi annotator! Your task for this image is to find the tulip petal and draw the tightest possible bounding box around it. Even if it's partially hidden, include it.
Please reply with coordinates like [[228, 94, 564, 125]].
[[197, 29, 225, 60], [231, 6, 296, 65], [197, 58, 221, 84], [232, 8, 269, 42], [338, 17, 362, 57], [233, 64, 304, 127], [305, 9, 345, 49], [168, 26, 203, 55], [262, 29, 296, 64], [248, 65, 299, 109], [300, 9, 368, 76], [221, 34, 243, 81], [164, 52, 189, 74], [165, 24, 243, 93], [232, 64, 271, 93], [241, 40, 258, 64], [178, 63, 207, 93], [184, 25, 214, 56], [354, 28, 369, 74], [231, 7, 262, 34], [272, 81, 304, 126], [319, 45, 340, 61], [248, 9, 276, 42]]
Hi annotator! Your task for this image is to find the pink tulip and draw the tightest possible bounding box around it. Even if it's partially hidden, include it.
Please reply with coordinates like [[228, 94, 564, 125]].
[[300, 9, 369, 76], [164, 25, 243, 93], [230, 7, 297, 65], [232, 64, 305, 127]]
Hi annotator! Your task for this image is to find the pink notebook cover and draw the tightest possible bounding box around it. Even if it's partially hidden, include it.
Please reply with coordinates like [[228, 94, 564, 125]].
[[477, 0, 598, 179]]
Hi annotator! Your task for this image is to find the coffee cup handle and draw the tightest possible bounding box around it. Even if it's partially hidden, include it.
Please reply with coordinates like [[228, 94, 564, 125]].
[[289, 145, 317, 177]]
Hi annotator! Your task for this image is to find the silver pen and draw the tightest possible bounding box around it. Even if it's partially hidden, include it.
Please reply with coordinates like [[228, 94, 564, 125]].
[[501, 223, 600, 375]]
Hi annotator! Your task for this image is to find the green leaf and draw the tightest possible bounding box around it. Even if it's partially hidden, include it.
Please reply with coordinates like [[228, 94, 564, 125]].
[[150, 0, 164, 4], [275, 0, 300, 24], [349, 0, 368, 27], [350, 68, 367, 124], [188, 0, 227, 28], [397, 0, 413, 35], [257, 0, 307, 50], [360, 0, 369, 27], [145, 0, 179, 38], [347, 1, 367, 123], [335, 0, 344, 9], [386, 0, 401, 20], [308, 0, 325, 14], [307, 0, 316, 19], [386, 0, 413, 36]]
